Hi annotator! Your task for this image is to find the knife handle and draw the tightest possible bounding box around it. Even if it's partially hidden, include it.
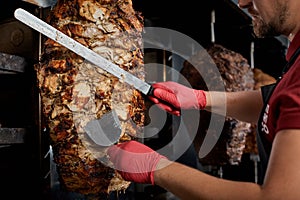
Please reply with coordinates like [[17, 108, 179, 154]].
[[146, 85, 155, 96], [144, 84, 181, 116]]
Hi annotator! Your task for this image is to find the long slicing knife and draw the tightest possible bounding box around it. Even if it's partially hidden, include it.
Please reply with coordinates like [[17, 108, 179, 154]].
[[22, 0, 57, 8], [14, 8, 154, 96]]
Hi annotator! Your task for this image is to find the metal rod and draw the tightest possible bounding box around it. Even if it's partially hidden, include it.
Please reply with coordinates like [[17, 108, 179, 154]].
[[250, 41, 255, 69], [211, 10, 216, 43], [163, 50, 167, 82], [250, 153, 260, 183], [218, 166, 223, 179]]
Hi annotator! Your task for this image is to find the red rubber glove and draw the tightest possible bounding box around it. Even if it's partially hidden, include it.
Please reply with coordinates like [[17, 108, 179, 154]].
[[107, 141, 166, 185], [148, 81, 207, 116]]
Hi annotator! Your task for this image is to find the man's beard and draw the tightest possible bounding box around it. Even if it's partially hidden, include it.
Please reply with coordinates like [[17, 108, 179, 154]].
[[252, 2, 288, 38], [252, 17, 280, 38]]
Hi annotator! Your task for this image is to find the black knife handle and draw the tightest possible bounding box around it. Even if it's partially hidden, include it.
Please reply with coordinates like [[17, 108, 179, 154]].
[[147, 85, 155, 96]]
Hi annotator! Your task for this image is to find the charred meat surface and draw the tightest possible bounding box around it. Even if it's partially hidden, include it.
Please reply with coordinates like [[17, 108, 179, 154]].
[[35, 0, 145, 195], [181, 43, 256, 165]]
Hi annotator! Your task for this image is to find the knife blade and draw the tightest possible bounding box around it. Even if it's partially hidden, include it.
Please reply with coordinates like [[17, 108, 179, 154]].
[[83, 109, 122, 147], [22, 0, 57, 8], [14, 8, 154, 96]]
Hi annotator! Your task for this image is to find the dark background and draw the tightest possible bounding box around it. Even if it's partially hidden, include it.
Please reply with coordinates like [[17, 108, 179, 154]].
[[132, 0, 288, 78]]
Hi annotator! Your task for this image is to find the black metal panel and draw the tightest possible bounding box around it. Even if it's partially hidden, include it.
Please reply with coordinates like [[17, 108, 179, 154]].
[[0, 53, 27, 73], [0, 1, 46, 199], [0, 128, 26, 144]]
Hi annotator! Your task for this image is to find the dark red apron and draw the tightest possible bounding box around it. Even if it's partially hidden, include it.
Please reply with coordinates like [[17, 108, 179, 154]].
[[256, 46, 300, 184]]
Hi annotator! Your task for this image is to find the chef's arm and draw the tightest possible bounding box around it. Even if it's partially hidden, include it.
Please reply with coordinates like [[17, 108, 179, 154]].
[[108, 130, 300, 199], [155, 158, 261, 200], [155, 129, 300, 199], [149, 81, 263, 123], [205, 89, 263, 124]]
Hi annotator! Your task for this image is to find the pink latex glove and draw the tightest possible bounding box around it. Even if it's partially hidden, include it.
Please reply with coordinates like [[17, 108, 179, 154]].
[[148, 81, 207, 116], [107, 141, 167, 185]]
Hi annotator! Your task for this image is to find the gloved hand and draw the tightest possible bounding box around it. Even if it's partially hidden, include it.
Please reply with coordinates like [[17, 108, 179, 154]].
[[107, 140, 167, 185], [148, 81, 207, 116]]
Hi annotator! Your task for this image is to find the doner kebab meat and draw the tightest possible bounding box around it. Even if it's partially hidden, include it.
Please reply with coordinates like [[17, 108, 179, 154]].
[[181, 43, 256, 165], [35, 0, 146, 196]]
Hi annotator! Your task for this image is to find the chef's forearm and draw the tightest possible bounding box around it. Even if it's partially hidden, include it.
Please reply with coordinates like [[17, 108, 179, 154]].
[[204, 90, 263, 123], [154, 159, 261, 200]]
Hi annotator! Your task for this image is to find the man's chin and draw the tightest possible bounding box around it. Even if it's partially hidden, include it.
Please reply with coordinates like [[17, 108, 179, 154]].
[[253, 22, 278, 38]]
